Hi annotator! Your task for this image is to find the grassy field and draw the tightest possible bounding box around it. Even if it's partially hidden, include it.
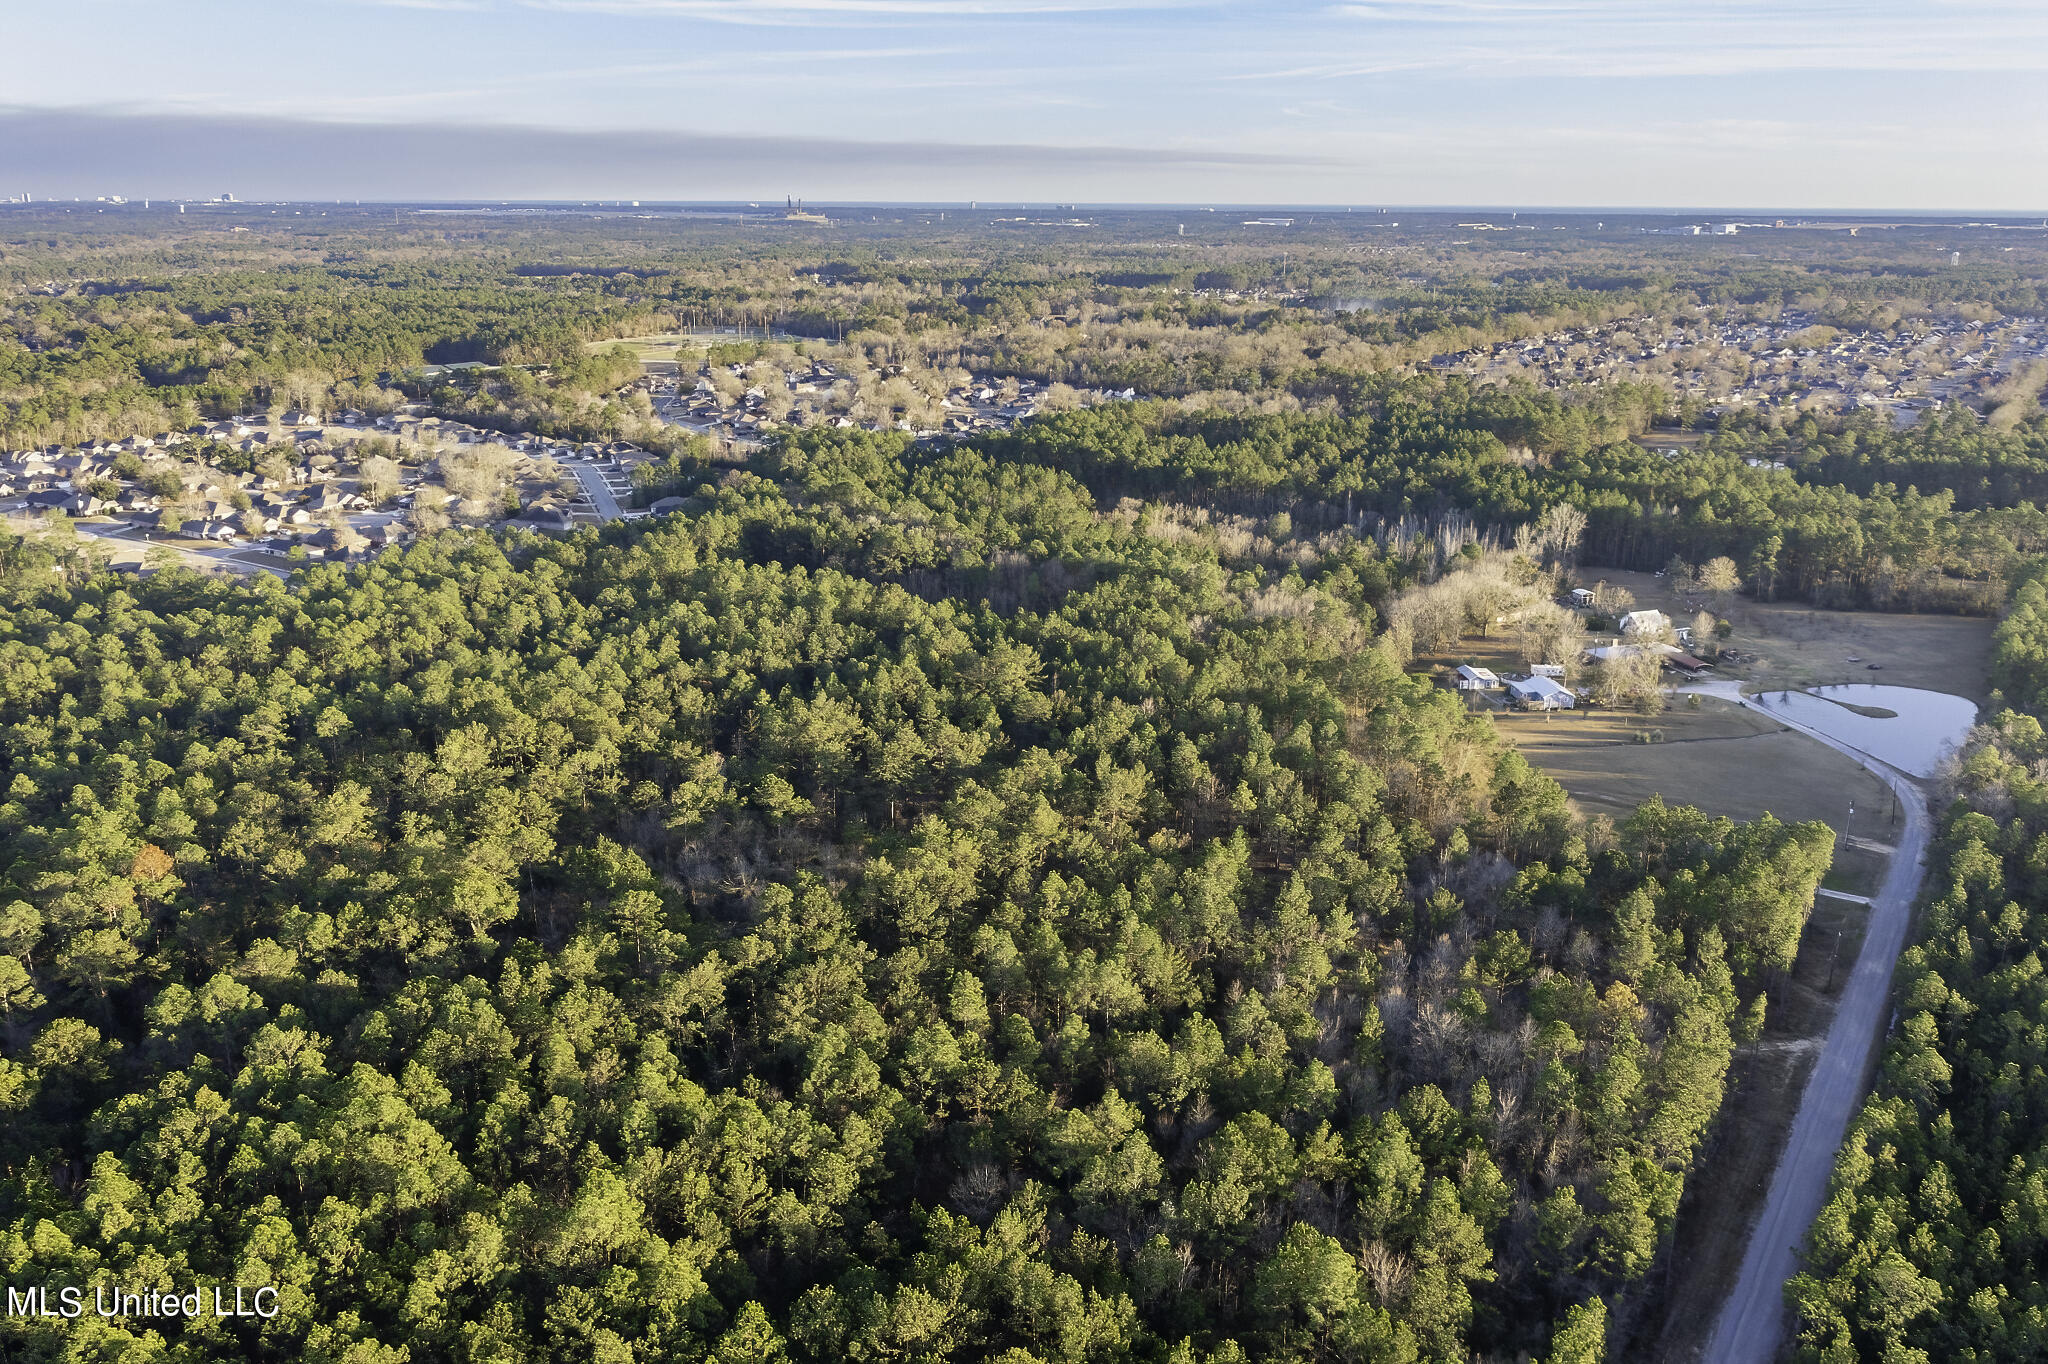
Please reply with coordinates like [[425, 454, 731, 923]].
[[1416, 634, 1530, 680], [1496, 697, 1899, 895], [1583, 567, 1995, 700]]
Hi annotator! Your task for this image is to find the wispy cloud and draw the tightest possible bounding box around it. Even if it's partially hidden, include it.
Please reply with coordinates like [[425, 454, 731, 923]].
[[1268, 0, 2048, 76], [523, 0, 1212, 19], [0, 107, 1324, 201], [286, 0, 2048, 79]]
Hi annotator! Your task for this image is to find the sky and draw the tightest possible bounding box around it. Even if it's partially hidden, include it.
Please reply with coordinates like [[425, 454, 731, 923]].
[[1, 0, 2045, 207]]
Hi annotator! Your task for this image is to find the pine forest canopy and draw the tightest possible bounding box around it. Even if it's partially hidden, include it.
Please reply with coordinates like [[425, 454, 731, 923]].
[[0, 206, 2043, 1363], [0, 428, 1839, 1363]]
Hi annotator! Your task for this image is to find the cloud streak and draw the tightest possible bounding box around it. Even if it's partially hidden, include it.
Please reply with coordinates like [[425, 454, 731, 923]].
[[0, 108, 1320, 201], [520, 0, 1212, 19], [1279, 0, 2048, 76]]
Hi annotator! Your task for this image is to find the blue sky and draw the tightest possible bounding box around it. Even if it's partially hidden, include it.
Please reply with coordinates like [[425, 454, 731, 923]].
[[2, 0, 2044, 206]]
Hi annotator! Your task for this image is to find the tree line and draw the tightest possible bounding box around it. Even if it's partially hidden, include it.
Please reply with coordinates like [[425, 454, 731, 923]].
[[984, 398, 2041, 613], [1786, 577, 2048, 1360]]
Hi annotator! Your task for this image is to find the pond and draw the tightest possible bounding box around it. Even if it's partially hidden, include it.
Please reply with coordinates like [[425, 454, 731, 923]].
[[1746, 685, 1978, 778]]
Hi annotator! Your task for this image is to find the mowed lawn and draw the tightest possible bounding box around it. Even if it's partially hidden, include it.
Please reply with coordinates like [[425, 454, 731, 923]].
[[1496, 697, 1899, 894]]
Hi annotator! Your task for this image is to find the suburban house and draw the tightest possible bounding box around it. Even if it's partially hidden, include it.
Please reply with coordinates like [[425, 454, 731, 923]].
[[1506, 675, 1576, 709], [518, 500, 574, 532], [1453, 664, 1502, 691]]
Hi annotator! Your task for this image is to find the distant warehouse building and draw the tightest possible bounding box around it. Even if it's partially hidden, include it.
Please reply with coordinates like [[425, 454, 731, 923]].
[[1506, 675, 1576, 710]]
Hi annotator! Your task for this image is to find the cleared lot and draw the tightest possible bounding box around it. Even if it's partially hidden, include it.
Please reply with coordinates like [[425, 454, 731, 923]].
[[1581, 568, 1995, 700], [1497, 698, 1898, 895]]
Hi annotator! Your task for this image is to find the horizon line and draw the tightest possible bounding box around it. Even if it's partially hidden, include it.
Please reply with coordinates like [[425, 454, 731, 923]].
[[6, 200, 2048, 218]]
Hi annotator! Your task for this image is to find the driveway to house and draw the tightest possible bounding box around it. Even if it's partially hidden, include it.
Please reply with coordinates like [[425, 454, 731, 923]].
[[1691, 679, 1935, 1364]]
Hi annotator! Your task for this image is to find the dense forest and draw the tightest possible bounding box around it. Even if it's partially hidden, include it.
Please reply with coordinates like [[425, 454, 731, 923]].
[[987, 400, 2045, 613], [5, 207, 2048, 1362], [0, 427, 1841, 1362], [1786, 577, 2048, 1361]]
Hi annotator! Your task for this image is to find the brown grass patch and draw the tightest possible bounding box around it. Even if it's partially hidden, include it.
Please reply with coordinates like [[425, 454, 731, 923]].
[[1582, 568, 1994, 701]]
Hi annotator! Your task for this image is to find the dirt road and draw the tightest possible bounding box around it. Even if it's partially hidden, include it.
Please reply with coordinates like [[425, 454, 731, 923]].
[[1692, 681, 1934, 1363]]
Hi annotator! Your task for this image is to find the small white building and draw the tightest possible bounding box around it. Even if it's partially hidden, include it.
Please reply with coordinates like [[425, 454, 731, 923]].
[[1569, 588, 1596, 607], [1506, 675, 1576, 710], [1453, 665, 1501, 691], [1530, 663, 1567, 678]]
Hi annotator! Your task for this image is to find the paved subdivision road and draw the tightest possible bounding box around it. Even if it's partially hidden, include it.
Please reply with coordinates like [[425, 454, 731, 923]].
[[1693, 680, 1935, 1363], [567, 461, 624, 521]]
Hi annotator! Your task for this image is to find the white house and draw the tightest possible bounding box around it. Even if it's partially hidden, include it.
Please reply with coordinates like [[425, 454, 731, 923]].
[[1453, 665, 1501, 691], [1506, 675, 1575, 710], [1530, 663, 1567, 678], [1619, 609, 1671, 637], [1569, 588, 1596, 607]]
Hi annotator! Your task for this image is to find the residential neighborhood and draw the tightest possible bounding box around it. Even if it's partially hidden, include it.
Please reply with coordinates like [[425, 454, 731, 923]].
[[0, 408, 657, 575], [1428, 309, 2048, 426], [629, 356, 1132, 448]]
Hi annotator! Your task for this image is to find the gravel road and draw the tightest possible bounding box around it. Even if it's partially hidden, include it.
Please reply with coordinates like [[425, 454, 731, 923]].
[[1694, 680, 1934, 1363]]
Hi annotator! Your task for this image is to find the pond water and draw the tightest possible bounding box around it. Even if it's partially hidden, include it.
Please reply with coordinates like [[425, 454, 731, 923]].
[[1746, 685, 1978, 778]]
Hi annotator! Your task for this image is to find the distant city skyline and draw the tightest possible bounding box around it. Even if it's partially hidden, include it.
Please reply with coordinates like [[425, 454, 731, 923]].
[[3, 0, 2044, 208]]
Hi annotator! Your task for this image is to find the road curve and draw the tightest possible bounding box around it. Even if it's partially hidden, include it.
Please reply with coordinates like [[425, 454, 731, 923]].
[[1693, 681, 1934, 1364]]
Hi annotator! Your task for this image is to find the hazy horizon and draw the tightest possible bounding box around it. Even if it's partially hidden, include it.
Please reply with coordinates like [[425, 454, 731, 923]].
[[4, 0, 2045, 208], [9, 177, 2048, 218]]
